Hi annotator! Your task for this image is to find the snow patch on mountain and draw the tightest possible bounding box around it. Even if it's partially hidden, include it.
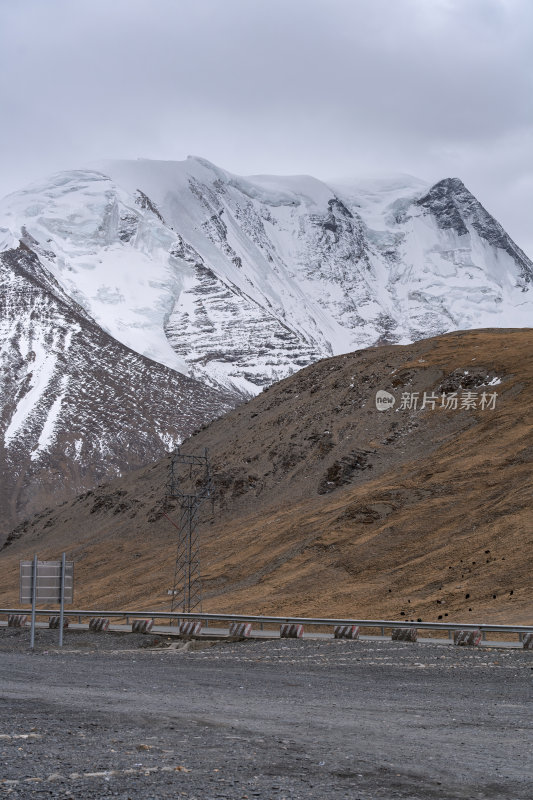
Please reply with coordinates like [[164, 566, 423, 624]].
[[3, 323, 59, 446], [31, 374, 69, 461]]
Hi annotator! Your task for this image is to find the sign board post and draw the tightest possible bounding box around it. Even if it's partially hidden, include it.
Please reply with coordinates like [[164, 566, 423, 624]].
[[59, 552, 66, 647], [30, 554, 37, 651], [20, 554, 74, 649]]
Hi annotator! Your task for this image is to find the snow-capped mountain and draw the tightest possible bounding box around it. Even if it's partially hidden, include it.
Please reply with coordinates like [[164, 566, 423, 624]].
[[0, 156, 531, 531], [1, 158, 531, 398]]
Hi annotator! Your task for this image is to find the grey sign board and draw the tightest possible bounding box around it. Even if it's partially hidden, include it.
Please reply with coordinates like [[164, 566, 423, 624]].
[[20, 560, 74, 604]]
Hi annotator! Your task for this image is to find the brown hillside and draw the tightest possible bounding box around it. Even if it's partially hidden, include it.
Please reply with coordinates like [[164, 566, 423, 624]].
[[1, 328, 532, 625]]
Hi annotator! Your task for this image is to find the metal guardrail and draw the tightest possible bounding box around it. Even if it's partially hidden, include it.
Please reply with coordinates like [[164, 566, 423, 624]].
[[1, 608, 531, 638]]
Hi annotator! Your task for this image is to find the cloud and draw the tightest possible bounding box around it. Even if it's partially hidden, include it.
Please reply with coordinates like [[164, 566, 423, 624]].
[[1, 0, 531, 254]]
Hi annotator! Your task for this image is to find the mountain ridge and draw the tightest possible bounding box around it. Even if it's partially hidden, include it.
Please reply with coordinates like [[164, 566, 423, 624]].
[[1, 328, 531, 624]]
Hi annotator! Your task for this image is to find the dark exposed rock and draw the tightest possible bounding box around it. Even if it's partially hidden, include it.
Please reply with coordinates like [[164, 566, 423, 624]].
[[317, 450, 374, 494], [134, 189, 165, 223], [417, 178, 533, 286]]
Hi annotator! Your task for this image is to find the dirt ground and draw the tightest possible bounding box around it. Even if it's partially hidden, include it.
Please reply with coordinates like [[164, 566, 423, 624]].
[[1, 630, 532, 799]]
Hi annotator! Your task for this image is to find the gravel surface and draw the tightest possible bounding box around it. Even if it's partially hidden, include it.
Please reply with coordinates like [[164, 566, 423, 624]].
[[1, 630, 532, 799]]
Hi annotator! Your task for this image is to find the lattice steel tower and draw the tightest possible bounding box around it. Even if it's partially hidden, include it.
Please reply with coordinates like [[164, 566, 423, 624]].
[[166, 448, 212, 613]]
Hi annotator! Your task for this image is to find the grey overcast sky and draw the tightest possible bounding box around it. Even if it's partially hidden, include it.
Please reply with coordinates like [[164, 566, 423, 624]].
[[1, 0, 532, 255]]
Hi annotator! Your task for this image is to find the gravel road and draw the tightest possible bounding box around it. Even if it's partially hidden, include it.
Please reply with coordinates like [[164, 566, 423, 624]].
[[1, 629, 532, 799]]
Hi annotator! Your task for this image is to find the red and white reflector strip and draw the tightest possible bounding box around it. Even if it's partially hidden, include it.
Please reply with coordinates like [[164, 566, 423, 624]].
[[391, 627, 418, 642], [7, 614, 27, 628], [334, 625, 360, 639], [280, 623, 303, 638], [454, 629, 482, 646], [229, 622, 252, 639], [179, 620, 202, 637], [89, 617, 110, 632], [522, 633, 533, 650], [131, 619, 154, 634], [48, 616, 69, 629]]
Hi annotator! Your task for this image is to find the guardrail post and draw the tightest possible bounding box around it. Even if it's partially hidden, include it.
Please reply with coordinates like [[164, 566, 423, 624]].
[[179, 620, 202, 638], [280, 623, 303, 639], [89, 618, 110, 632], [454, 629, 482, 646], [132, 619, 154, 634], [229, 622, 252, 639], [334, 625, 359, 639], [380, 627, 385, 636]]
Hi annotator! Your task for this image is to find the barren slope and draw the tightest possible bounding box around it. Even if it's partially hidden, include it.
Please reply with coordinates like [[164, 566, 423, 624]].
[[1, 329, 532, 624]]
